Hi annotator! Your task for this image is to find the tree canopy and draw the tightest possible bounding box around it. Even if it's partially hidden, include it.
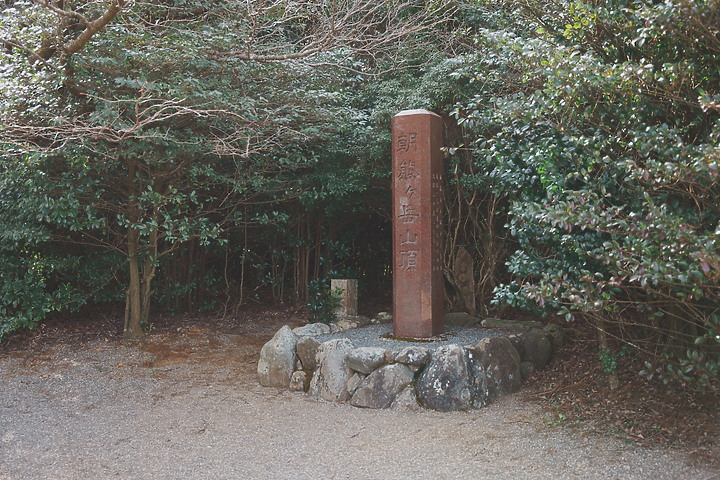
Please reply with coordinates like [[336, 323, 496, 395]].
[[1, 0, 718, 389]]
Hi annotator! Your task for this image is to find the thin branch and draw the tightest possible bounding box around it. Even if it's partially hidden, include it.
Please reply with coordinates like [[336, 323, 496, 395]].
[[0, 38, 64, 74], [32, 0, 89, 23], [62, 0, 128, 56]]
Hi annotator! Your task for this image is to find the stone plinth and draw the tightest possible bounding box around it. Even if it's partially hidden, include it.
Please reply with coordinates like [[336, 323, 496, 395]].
[[257, 315, 566, 411], [391, 109, 445, 338], [331, 279, 358, 318]]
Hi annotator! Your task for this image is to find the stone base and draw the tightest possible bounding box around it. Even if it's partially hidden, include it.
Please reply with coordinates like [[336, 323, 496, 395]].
[[257, 313, 565, 411]]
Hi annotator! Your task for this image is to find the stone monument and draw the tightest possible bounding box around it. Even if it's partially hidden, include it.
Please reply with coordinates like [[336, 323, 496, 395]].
[[391, 109, 445, 338], [331, 279, 358, 318]]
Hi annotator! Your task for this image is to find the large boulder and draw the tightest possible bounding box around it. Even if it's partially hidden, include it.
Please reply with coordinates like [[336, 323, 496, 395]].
[[296, 336, 321, 371], [481, 318, 544, 331], [257, 325, 297, 388], [391, 386, 421, 411], [293, 323, 331, 337], [543, 323, 567, 350], [345, 347, 387, 374], [520, 361, 535, 379], [468, 336, 521, 400], [519, 329, 552, 370], [416, 345, 488, 411], [309, 339, 356, 402], [395, 346, 430, 367], [346, 372, 367, 396], [507, 334, 525, 359], [350, 364, 415, 409]]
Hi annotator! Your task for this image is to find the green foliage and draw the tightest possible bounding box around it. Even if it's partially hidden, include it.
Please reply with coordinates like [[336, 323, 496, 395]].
[[0, 151, 115, 338], [306, 279, 344, 325], [5, 0, 716, 397], [599, 349, 618, 375], [599, 345, 629, 375], [454, 0, 720, 388], [1, 0, 399, 335]]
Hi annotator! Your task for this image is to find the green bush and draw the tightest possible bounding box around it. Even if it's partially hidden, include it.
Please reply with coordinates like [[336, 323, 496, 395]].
[[454, 0, 720, 388], [306, 278, 344, 325]]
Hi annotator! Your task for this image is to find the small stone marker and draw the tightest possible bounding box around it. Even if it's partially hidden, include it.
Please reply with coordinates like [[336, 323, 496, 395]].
[[331, 279, 358, 318], [391, 109, 445, 338]]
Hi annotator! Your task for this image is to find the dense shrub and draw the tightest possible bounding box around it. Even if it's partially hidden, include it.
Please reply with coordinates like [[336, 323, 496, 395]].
[[455, 0, 720, 387]]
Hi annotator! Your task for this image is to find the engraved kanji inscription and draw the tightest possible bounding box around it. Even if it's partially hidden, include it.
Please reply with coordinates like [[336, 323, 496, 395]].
[[396, 132, 418, 152], [392, 109, 445, 338], [397, 160, 420, 180], [398, 249, 418, 271], [400, 230, 418, 245], [398, 203, 419, 224]]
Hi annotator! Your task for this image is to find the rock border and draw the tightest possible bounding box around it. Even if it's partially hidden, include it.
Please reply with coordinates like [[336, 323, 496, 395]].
[[258, 314, 566, 411]]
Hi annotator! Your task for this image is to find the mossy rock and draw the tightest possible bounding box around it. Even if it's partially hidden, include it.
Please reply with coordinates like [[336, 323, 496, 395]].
[[444, 312, 482, 327], [480, 318, 544, 331], [543, 324, 568, 350]]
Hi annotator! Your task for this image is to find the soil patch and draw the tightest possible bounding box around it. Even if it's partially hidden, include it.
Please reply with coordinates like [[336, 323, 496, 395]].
[[525, 319, 719, 466]]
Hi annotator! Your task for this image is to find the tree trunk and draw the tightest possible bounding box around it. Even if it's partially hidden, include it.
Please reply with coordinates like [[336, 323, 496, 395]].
[[124, 227, 144, 337], [294, 218, 309, 304], [123, 156, 145, 338], [140, 226, 158, 325], [596, 315, 619, 390]]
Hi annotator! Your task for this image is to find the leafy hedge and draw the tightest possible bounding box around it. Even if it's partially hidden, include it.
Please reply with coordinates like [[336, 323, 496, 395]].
[[454, 0, 719, 387]]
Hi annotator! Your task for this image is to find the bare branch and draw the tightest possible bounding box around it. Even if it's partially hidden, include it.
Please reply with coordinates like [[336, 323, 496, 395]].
[[230, 0, 456, 64], [62, 0, 128, 56], [0, 37, 64, 74], [2, 88, 278, 161], [32, 0, 89, 23]]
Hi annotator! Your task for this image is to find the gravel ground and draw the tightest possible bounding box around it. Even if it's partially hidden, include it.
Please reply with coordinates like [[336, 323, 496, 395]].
[[0, 327, 717, 480], [314, 324, 502, 349]]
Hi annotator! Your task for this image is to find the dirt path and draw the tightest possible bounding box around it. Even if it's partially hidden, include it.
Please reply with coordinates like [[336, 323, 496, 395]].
[[0, 320, 717, 480]]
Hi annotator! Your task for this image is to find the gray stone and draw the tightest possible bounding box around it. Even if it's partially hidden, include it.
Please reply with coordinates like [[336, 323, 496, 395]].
[[346, 372, 367, 396], [480, 318, 544, 331], [289, 370, 308, 392], [391, 386, 421, 411], [416, 345, 488, 411], [520, 361, 535, 379], [293, 322, 331, 336], [444, 312, 481, 327], [468, 336, 521, 400], [345, 347, 387, 374], [350, 364, 415, 409], [507, 334, 525, 359], [309, 338, 356, 402], [296, 336, 321, 371], [543, 323, 567, 350], [395, 346, 430, 366], [384, 350, 398, 363], [349, 315, 372, 327], [372, 312, 392, 324], [257, 325, 297, 388], [519, 329, 552, 369], [330, 318, 358, 333]]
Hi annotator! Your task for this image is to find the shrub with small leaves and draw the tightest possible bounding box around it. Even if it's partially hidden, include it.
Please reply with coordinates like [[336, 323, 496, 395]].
[[306, 279, 344, 325]]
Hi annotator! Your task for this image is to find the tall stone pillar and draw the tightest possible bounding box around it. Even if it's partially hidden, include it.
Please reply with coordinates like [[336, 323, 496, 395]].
[[391, 109, 445, 338]]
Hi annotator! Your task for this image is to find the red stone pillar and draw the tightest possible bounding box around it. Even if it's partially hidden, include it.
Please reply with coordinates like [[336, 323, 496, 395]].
[[392, 109, 444, 338]]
